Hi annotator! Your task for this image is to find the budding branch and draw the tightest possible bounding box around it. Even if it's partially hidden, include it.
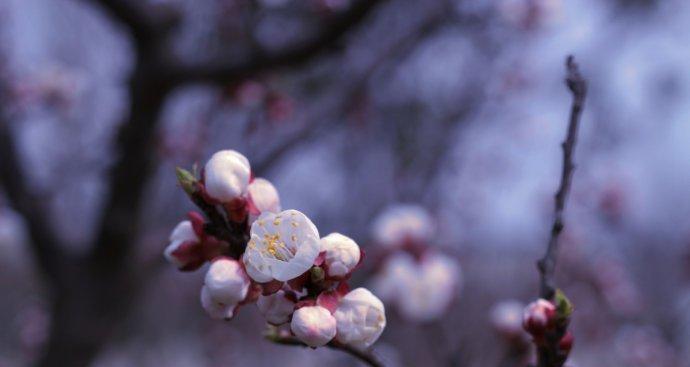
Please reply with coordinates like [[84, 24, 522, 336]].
[[537, 55, 587, 301], [534, 56, 586, 367]]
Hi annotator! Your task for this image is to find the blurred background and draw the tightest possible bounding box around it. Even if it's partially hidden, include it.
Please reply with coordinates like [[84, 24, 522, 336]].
[[1, 0, 690, 366]]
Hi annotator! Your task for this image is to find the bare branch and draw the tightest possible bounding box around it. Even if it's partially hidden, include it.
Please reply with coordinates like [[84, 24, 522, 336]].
[[0, 107, 66, 282], [537, 55, 587, 300], [171, 0, 384, 86], [79, 0, 175, 43], [271, 336, 384, 367]]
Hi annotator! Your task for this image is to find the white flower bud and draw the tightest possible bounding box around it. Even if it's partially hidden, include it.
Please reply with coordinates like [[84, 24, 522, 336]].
[[372, 205, 434, 247], [164, 220, 200, 269], [490, 300, 525, 336], [243, 210, 320, 282], [200, 258, 250, 319], [204, 150, 251, 203], [290, 306, 336, 347], [320, 233, 361, 278], [200, 286, 236, 320], [247, 178, 281, 215], [257, 290, 295, 325], [334, 288, 386, 350], [397, 253, 461, 322]]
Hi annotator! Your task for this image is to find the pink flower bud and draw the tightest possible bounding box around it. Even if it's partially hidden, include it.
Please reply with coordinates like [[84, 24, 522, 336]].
[[164, 221, 203, 270], [334, 288, 386, 349], [204, 150, 251, 203], [522, 299, 557, 335], [247, 178, 281, 216], [320, 233, 361, 278], [257, 290, 295, 325], [200, 258, 250, 320], [290, 306, 336, 347]]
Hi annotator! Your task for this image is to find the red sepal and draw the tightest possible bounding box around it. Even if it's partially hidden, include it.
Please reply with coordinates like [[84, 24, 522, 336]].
[[287, 272, 310, 291], [261, 280, 284, 296], [316, 290, 340, 314], [314, 251, 327, 266], [295, 299, 316, 309], [187, 211, 206, 238], [172, 240, 205, 271]]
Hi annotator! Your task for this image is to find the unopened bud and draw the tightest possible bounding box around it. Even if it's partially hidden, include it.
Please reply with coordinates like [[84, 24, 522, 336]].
[[175, 167, 198, 196], [522, 299, 556, 336], [290, 306, 336, 347], [320, 233, 361, 278], [204, 150, 251, 203]]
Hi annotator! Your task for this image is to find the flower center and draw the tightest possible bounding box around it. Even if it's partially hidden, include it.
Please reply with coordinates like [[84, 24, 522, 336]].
[[264, 233, 296, 261]]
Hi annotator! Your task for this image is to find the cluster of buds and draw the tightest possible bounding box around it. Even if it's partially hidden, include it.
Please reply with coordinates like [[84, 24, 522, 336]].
[[522, 291, 574, 366], [166, 150, 386, 350], [370, 205, 462, 323]]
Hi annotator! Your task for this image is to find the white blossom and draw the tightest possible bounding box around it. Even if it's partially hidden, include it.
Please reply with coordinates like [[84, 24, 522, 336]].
[[242, 210, 320, 282], [200, 258, 250, 320], [334, 288, 386, 349], [320, 233, 361, 277], [163, 220, 199, 269], [247, 178, 281, 215], [490, 300, 525, 336], [257, 290, 295, 325], [372, 205, 434, 247], [372, 252, 461, 322], [290, 306, 336, 347], [399, 253, 461, 322], [204, 150, 251, 203]]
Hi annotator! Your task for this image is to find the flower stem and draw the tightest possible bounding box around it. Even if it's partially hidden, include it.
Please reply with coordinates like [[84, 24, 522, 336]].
[[270, 336, 385, 367]]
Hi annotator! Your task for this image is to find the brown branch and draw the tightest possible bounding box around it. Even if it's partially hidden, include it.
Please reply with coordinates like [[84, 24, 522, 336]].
[[537, 55, 587, 300], [0, 92, 67, 283], [0, 8, 68, 284], [532, 56, 586, 367], [80, 0, 176, 43], [170, 0, 384, 86], [271, 336, 384, 367]]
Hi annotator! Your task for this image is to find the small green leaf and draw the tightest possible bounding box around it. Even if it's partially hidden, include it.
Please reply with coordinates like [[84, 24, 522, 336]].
[[554, 289, 574, 319], [175, 167, 198, 195]]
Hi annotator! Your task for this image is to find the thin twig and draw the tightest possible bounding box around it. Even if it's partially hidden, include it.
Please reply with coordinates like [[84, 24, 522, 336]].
[[537, 55, 587, 301], [533, 56, 586, 367], [271, 336, 384, 367], [170, 0, 384, 86]]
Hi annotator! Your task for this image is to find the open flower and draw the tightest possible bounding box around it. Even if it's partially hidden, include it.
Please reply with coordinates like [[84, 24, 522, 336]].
[[320, 233, 361, 278], [257, 290, 295, 325], [291, 306, 336, 347], [204, 150, 251, 203], [334, 288, 386, 350], [243, 210, 320, 283], [200, 258, 250, 320], [164, 220, 202, 270], [372, 204, 434, 247], [247, 178, 281, 216]]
